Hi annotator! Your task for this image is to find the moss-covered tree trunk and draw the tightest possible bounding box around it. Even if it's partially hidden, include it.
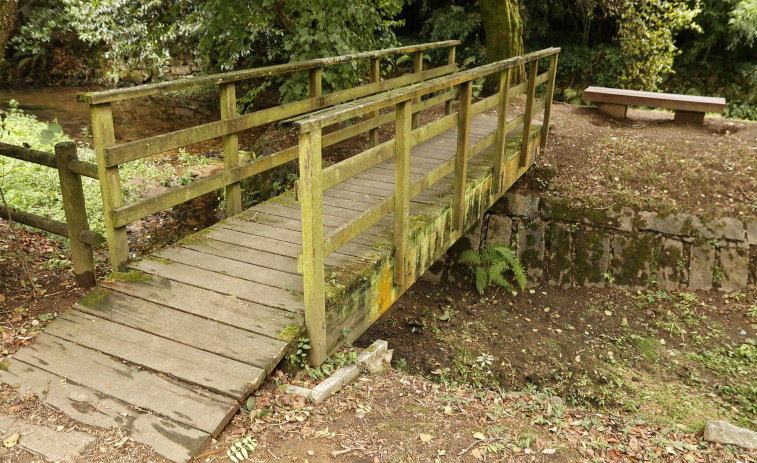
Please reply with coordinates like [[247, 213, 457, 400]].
[[480, 0, 524, 89], [0, 0, 18, 65]]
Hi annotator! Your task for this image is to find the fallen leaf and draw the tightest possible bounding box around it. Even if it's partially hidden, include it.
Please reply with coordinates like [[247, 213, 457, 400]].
[[542, 448, 556, 454], [419, 433, 432, 443], [3, 433, 19, 448], [472, 432, 486, 440]]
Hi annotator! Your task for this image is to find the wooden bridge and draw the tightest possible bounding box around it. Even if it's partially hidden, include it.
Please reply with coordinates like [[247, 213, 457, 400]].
[[0, 42, 559, 461]]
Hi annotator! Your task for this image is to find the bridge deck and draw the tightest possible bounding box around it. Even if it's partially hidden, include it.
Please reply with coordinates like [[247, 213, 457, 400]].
[[0, 113, 543, 462]]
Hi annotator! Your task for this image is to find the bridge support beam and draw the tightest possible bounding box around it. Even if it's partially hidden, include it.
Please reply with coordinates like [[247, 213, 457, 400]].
[[453, 80, 472, 231]]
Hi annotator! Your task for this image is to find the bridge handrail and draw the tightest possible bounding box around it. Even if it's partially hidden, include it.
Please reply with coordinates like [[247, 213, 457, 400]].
[[295, 47, 560, 364], [77, 41, 460, 105], [82, 41, 460, 269]]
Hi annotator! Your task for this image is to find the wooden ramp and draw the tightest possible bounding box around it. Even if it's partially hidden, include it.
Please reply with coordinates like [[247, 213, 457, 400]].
[[0, 113, 542, 462]]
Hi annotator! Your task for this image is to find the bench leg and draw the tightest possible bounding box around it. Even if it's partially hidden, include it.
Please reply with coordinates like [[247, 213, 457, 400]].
[[674, 110, 704, 125], [597, 103, 627, 120]]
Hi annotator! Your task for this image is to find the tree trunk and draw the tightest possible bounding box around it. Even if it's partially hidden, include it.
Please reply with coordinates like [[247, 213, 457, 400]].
[[480, 0, 524, 88], [0, 0, 18, 65]]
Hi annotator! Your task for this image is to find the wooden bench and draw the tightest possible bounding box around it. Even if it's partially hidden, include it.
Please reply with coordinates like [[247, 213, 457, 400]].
[[583, 86, 726, 125]]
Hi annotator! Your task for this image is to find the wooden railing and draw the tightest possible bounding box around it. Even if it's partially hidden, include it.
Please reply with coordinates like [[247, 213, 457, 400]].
[[295, 47, 560, 364], [78, 41, 461, 270], [0, 142, 103, 286]]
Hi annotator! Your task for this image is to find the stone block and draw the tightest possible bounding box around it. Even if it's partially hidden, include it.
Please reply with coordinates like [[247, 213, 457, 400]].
[[485, 215, 513, 246], [746, 220, 757, 245], [597, 102, 627, 120], [704, 420, 757, 450], [606, 206, 635, 232], [517, 221, 546, 284], [689, 244, 716, 291], [656, 238, 684, 290], [548, 222, 572, 288], [465, 218, 485, 251], [420, 257, 445, 285], [699, 217, 746, 241], [503, 193, 539, 218], [541, 196, 627, 229], [574, 228, 611, 287], [637, 212, 698, 237], [610, 233, 655, 290], [749, 247, 757, 286], [718, 246, 749, 292]]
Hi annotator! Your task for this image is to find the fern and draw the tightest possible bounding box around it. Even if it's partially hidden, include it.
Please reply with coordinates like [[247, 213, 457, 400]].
[[457, 242, 527, 294], [459, 249, 482, 266]]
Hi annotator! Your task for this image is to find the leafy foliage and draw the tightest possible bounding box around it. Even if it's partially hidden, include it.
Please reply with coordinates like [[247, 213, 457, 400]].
[[458, 243, 526, 294], [729, 0, 757, 48], [227, 436, 258, 462]]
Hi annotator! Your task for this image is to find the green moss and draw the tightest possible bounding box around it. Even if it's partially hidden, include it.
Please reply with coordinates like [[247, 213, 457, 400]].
[[148, 257, 173, 265], [105, 270, 149, 283], [78, 288, 110, 307], [278, 324, 305, 344]]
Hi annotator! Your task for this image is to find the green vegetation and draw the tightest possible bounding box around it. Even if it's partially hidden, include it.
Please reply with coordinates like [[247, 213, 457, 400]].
[[458, 243, 527, 294]]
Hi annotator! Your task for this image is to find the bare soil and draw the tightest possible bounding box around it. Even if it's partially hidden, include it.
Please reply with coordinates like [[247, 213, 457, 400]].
[[1, 104, 756, 462]]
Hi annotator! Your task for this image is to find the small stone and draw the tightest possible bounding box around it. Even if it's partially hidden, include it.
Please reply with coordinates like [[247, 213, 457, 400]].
[[503, 193, 539, 218], [704, 420, 757, 450], [746, 220, 757, 245]]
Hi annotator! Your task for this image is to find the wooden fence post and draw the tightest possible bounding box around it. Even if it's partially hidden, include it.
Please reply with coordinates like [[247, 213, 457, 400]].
[[90, 103, 129, 270], [453, 80, 472, 231], [299, 128, 326, 366], [493, 68, 512, 195], [445, 46, 456, 115], [411, 51, 423, 129], [220, 82, 242, 216], [541, 53, 559, 149], [394, 99, 412, 286], [368, 58, 381, 147], [55, 142, 96, 287], [309, 67, 323, 98], [520, 60, 538, 167]]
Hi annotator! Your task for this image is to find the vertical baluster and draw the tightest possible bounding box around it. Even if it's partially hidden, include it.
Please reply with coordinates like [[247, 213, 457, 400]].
[[55, 142, 96, 287], [541, 53, 559, 149], [309, 67, 322, 98], [453, 80, 472, 231], [394, 99, 412, 286], [445, 46, 456, 115], [411, 51, 423, 129], [493, 67, 512, 195], [520, 60, 538, 167], [90, 103, 128, 270], [298, 128, 326, 366], [368, 58, 381, 147], [220, 82, 241, 216]]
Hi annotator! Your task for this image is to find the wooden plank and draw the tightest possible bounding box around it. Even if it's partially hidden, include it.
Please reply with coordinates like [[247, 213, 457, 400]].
[[453, 80, 472, 230], [102, 275, 301, 336], [74, 289, 289, 371], [178, 238, 299, 275], [0, 360, 209, 462], [47, 310, 264, 398], [12, 334, 238, 435], [394, 99, 412, 285], [369, 57, 380, 147], [79, 41, 460, 104], [493, 68, 511, 194], [154, 246, 304, 291], [220, 82, 242, 216], [324, 196, 394, 257], [0, 413, 96, 462], [309, 67, 322, 98], [411, 52, 423, 129], [446, 46, 456, 115], [130, 259, 304, 313], [582, 86, 726, 113]]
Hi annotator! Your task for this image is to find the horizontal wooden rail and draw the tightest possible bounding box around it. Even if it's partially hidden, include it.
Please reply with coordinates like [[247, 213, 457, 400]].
[[78, 41, 461, 105], [0, 142, 99, 179], [0, 205, 103, 245]]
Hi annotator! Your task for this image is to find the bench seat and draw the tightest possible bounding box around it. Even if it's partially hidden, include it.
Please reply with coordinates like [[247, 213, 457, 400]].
[[583, 86, 726, 124]]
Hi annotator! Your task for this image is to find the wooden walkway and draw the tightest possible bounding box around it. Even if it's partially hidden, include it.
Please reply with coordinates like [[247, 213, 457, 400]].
[[0, 112, 542, 461]]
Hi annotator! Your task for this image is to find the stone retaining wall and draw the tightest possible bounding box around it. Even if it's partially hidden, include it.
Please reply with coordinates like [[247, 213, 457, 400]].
[[464, 193, 757, 292]]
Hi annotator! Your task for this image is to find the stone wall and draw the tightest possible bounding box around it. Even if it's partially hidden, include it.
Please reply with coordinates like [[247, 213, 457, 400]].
[[465, 193, 756, 292]]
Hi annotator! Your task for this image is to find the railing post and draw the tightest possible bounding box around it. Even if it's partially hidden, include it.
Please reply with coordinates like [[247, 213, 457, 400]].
[[90, 103, 129, 270], [520, 60, 538, 167], [368, 58, 381, 147], [493, 68, 512, 195], [445, 46, 456, 115], [298, 127, 326, 366], [309, 67, 323, 98], [394, 99, 412, 286], [541, 53, 559, 149], [55, 142, 96, 287], [411, 51, 423, 129], [453, 80, 472, 231], [220, 82, 242, 216]]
